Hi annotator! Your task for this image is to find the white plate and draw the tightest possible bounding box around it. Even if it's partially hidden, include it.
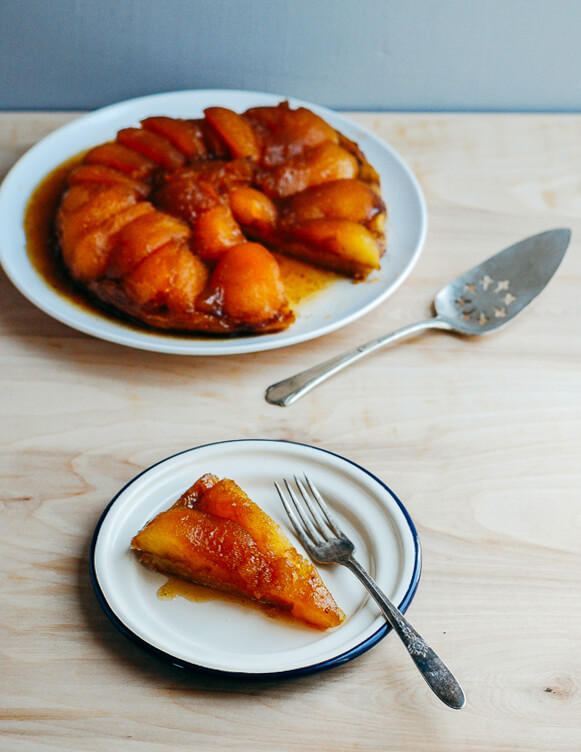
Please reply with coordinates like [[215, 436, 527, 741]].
[[0, 89, 427, 355], [90, 439, 421, 676]]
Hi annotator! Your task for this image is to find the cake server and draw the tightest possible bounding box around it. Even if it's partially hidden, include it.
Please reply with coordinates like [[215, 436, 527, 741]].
[[265, 228, 571, 406]]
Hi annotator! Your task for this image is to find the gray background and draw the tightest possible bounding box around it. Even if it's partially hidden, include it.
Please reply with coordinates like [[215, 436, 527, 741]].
[[1, 0, 580, 112]]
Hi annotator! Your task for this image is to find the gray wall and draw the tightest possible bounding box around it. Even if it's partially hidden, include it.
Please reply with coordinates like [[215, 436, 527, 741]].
[[2, 0, 580, 112]]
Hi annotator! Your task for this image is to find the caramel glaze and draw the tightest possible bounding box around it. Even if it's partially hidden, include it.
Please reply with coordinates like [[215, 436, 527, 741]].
[[24, 157, 88, 308], [157, 575, 315, 627], [24, 158, 339, 335]]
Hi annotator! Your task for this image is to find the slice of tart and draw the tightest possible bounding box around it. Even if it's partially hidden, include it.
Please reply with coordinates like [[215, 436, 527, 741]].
[[131, 473, 344, 629]]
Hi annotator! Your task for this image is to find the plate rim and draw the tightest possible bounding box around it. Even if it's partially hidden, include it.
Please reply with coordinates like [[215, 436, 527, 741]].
[[89, 438, 422, 678], [0, 88, 427, 356]]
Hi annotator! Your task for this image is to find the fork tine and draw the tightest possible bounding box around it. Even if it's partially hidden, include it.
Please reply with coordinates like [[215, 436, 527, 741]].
[[274, 481, 318, 551], [302, 475, 342, 537], [285, 478, 323, 544], [294, 476, 333, 538]]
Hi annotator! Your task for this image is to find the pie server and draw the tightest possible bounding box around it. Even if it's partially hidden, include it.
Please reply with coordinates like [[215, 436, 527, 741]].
[[265, 228, 571, 406]]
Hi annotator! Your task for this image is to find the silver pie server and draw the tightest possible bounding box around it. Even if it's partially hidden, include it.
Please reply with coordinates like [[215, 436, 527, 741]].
[[266, 228, 571, 407]]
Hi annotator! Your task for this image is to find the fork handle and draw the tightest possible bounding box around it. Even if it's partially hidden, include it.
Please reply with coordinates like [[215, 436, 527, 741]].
[[345, 557, 466, 710], [265, 317, 452, 407]]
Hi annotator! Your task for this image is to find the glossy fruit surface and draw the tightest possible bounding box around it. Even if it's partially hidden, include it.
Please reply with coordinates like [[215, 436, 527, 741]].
[[55, 102, 386, 334], [131, 474, 345, 629]]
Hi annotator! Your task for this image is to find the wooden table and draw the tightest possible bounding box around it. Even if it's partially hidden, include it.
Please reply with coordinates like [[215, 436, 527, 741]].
[[1, 111, 580, 751]]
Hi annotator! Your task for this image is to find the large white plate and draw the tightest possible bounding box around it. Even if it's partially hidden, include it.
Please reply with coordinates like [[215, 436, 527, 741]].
[[90, 440, 421, 676], [0, 90, 427, 355]]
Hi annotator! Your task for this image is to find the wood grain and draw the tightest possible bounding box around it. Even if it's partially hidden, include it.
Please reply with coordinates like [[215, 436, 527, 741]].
[[0, 111, 580, 751]]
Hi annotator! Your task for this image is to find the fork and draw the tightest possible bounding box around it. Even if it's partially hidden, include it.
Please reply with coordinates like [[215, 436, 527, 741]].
[[275, 476, 466, 710]]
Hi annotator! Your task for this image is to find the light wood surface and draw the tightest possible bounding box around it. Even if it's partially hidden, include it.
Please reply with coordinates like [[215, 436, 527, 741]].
[[1, 110, 580, 751]]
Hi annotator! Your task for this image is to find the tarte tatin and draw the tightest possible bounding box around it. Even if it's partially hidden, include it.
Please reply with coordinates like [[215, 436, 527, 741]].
[[131, 473, 345, 629], [55, 102, 386, 335]]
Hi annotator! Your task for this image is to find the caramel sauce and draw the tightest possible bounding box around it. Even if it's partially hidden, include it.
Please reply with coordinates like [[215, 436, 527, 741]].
[[157, 576, 307, 626], [23, 159, 338, 332], [274, 253, 339, 306], [24, 156, 91, 310], [157, 577, 222, 603]]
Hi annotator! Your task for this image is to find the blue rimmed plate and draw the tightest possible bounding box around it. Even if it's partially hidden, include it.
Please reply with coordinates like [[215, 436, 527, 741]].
[[0, 89, 427, 355], [90, 439, 421, 677]]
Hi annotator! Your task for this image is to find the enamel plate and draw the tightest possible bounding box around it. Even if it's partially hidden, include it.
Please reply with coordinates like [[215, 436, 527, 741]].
[[90, 440, 421, 676], [0, 89, 427, 355]]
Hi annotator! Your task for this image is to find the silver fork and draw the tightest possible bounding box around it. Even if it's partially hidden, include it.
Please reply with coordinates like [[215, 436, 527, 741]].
[[275, 476, 466, 710]]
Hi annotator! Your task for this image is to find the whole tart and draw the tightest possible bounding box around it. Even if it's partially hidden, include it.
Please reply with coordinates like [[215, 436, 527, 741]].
[[55, 102, 386, 335]]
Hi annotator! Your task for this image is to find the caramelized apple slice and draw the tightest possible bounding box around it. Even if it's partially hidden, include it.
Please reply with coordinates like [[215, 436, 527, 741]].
[[141, 116, 208, 158], [117, 127, 187, 170], [84, 142, 158, 180], [65, 202, 155, 282], [107, 211, 191, 279], [58, 182, 105, 215], [284, 219, 383, 278], [245, 103, 339, 167], [57, 184, 141, 270], [282, 179, 385, 225], [67, 164, 150, 197], [228, 186, 277, 230], [203, 242, 290, 327], [133, 507, 278, 597], [258, 142, 358, 198], [192, 204, 246, 261], [122, 240, 208, 311], [152, 168, 223, 226], [131, 474, 345, 629], [204, 107, 261, 160], [175, 474, 294, 558]]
